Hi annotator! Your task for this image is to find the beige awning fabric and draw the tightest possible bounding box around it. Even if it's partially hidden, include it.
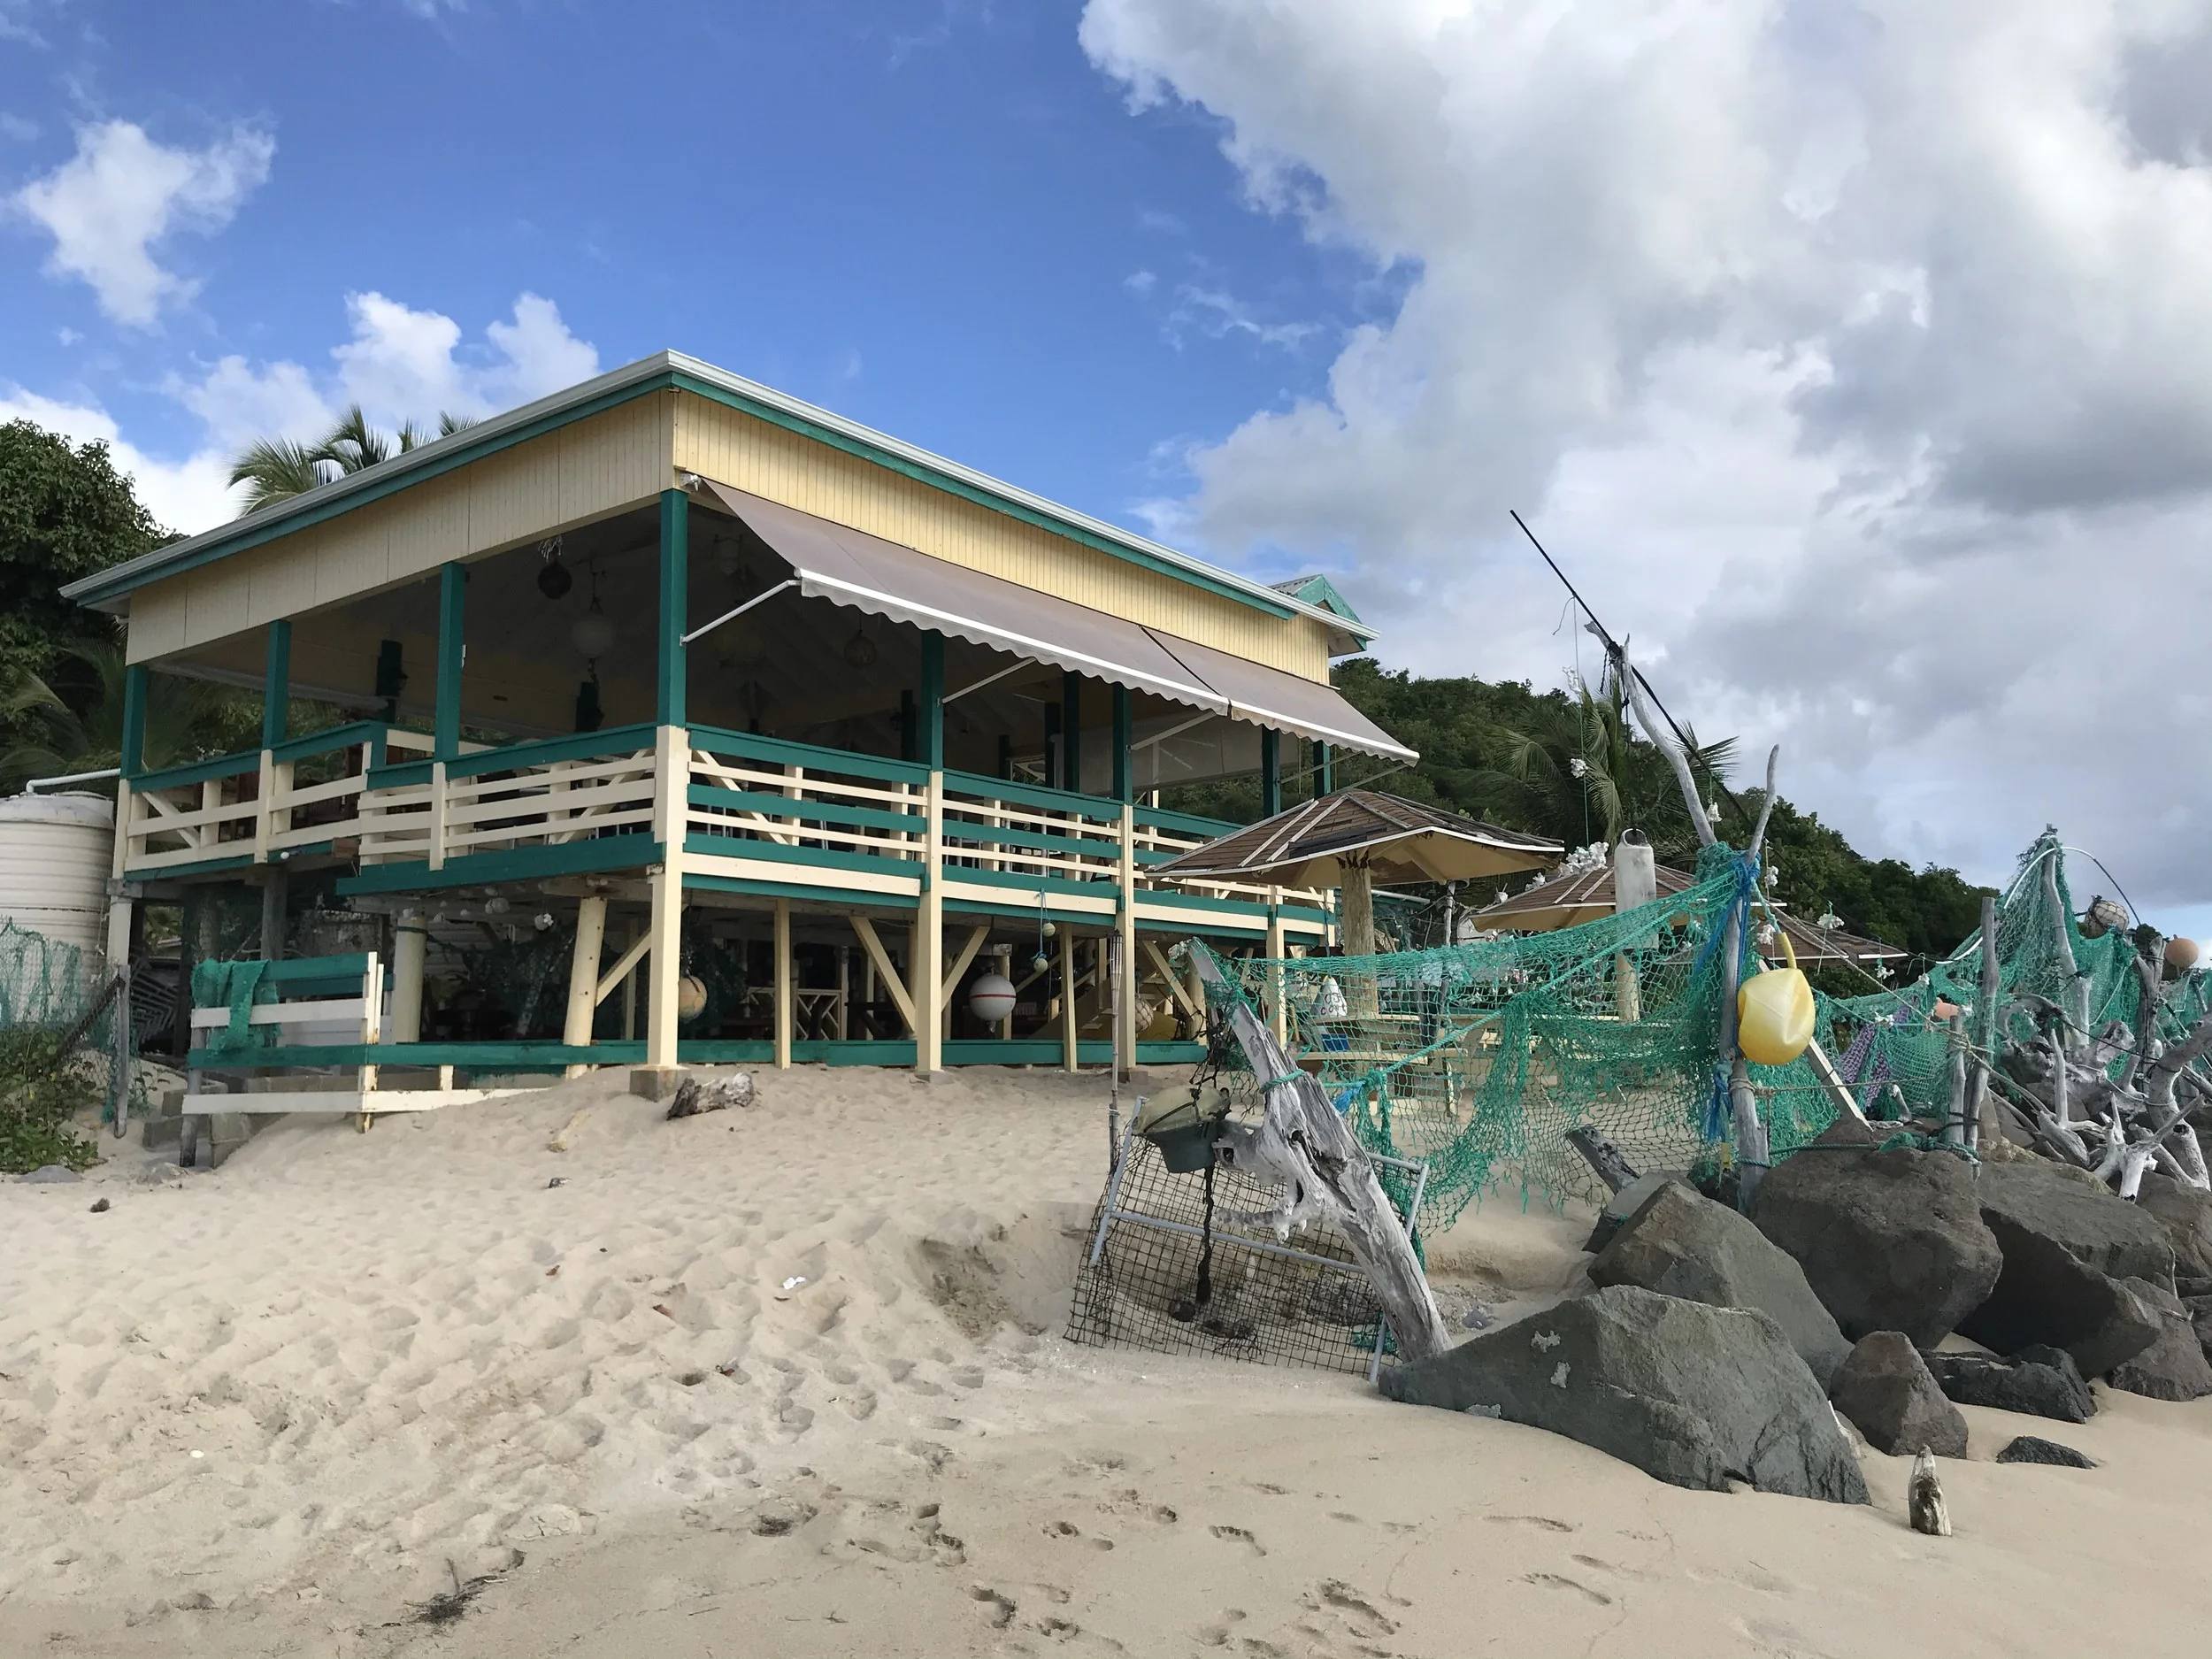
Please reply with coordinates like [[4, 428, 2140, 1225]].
[[699, 480, 1225, 712], [695, 479, 1416, 761], [1151, 789, 1561, 887], [1141, 631, 1417, 762]]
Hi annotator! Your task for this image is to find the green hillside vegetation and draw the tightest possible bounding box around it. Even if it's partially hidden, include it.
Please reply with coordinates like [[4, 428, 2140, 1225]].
[[1164, 657, 1989, 968]]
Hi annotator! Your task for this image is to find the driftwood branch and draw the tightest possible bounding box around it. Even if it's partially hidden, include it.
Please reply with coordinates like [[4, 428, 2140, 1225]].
[[1189, 948, 1449, 1363], [1615, 642, 1716, 849]]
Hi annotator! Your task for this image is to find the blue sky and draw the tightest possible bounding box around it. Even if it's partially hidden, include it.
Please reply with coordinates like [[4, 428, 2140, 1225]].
[[0, 0, 1393, 565], [12, 1, 2212, 922]]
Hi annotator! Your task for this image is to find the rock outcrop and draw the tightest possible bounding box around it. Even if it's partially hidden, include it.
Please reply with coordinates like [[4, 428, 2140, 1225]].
[[1930, 1346, 2095, 1424], [1587, 1179, 1851, 1387], [1826, 1333, 1968, 1457], [1752, 1118, 2002, 1348], [1380, 1285, 1868, 1504], [2106, 1277, 2212, 1402], [1957, 1217, 2163, 1377]]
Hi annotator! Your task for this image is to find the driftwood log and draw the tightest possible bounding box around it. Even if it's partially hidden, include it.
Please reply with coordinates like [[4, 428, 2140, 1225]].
[[1189, 946, 1449, 1363]]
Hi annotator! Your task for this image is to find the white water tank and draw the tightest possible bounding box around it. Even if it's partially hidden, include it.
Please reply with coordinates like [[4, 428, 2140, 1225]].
[[0, 792, 115, 960]]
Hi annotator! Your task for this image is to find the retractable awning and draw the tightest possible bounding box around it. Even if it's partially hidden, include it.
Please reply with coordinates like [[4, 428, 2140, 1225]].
[[695, 479, 1417, 762]]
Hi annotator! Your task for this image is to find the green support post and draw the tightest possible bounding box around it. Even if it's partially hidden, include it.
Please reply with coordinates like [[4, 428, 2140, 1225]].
[[1062, 671, 1082, 794], [1261, 728, 1281, 817], [1111, 684, 1133, 803], [120, 664, 149, 778], [261, 620, 291, 749], [918, 632, 945, 771], [435, 563, 465, 760], [658, 488, 689, 727], [1318, 741, 1333, 795]]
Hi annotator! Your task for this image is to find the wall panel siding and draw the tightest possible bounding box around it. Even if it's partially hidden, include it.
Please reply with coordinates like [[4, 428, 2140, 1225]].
[[672, 393, 1333, 682], [127, 400, 672, 662]]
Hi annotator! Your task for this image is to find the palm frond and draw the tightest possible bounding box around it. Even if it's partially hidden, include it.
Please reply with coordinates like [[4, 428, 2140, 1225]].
[[437, 411, 480, 436], [320, 405, 394, 473], [229, 438, 332, 516]]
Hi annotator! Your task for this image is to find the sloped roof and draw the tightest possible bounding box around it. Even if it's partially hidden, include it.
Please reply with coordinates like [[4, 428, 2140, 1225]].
[[1468, 860, 1909, 963], [1152, 788, 1561, 887]]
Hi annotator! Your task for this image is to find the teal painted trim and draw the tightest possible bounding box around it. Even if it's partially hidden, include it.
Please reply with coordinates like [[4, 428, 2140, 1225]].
[[134, 749, 259, 791], [669, 370, 1298, 620], [120, 664, 149, 778], [367, 759, 433, 789], [658, 488, 687, 726], [940, 765, 1119, 821], [1112, 684, 1132, 803], [1139, 1041, 1206, 1065], [681, 1040, 919, 1065], [67, 375, 671, 607], [687, 785, 924, 837], [262, 620, 291, 749], [942, 818, 1120, 863], [1133, 803, 1237, 838], [435, 562, 465, 760], [918, 631, 944, 772], [270, 719, 384, 765], [1261, 727, 1281, 817], [681, 871, 921, 910], [1062, 671, 1081, 795], [1141, 887, 1277, 919], [135, 852, 257, 879], [943, 897, 1112, 927], [261, 953, 370, 984], [944, 1040, 1072, 1065], [690, 723, 933, 787], [1317, 741, 1333, 795], [1275, 573, 1367, 628], [684, 833, 923, 879], [447, 722, 657, 780], [946, 864, 1115, 899], [336, 835, 662, 895]]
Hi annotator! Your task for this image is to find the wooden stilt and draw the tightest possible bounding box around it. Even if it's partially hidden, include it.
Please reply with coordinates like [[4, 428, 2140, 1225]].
[[1060, 928, 1079, 1071], [562, 895, 608, 1077], [774, 898, 793, 1069]]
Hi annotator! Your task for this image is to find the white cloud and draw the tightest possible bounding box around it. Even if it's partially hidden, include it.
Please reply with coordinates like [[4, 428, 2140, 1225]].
[[11, 120, 274, 326], [1081, 1, 2212, 912], [0, 386, 238, 534]]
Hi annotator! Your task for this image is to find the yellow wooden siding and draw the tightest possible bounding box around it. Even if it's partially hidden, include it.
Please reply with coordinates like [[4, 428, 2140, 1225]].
[[672, 393, 1334, 683], [126, 397, 671, 664]]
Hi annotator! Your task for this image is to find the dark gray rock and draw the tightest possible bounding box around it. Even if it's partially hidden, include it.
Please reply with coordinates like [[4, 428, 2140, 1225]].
[[1958, 1217, 2163, 1377], [1995, 1436, 2097, 1468], [2107, 1277, 2212, 1402], [18, 1164, 81, 1183], [1588, 1179, 1852, 1387], [1752, 1118, 2002, 1348], [1930, 1348, 2094, 1423], [1379, 1285, 1869, 1504], [1827, 1333, 1968, 1456], [1974, 1161, 2174, 1283], [2135, 1174, 2212, 1280], [1583, 1171, 1676, 1254]]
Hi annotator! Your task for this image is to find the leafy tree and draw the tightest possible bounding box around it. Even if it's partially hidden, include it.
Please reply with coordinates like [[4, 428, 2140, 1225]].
[[0, 421, 165, 691], [0, 641, 250, 792]]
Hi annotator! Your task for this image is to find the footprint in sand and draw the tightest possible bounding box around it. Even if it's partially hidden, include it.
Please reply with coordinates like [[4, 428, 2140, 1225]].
[[1486, 1513, 1576, 1532], [1193, 1609, 1248, 1647], [1210, 1525, 1266, 1556], [1523, 1571, 1612, 1607], [970, 1586, 1016, 1628]]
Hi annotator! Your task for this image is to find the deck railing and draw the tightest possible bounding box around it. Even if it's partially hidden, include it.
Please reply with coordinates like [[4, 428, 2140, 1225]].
[[122, 723, 1328, 919]]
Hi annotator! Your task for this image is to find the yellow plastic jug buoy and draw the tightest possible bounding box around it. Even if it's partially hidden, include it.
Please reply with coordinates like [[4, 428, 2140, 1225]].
[[1738, 931, 1815, 1067]]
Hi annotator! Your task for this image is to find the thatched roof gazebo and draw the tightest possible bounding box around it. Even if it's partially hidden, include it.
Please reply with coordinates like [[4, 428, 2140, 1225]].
[[1152, 789, 1561, 956], [1467, 857, 1908, 965]]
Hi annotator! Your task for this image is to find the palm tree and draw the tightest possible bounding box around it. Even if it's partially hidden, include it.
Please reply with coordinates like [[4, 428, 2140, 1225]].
[[227, 405, 481, 518], [0, 642, 246, 792]]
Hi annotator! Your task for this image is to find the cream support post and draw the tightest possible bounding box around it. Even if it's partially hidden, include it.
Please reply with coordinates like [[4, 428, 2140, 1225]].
[[774, 898, 794, 1069], [562, 895, 608, 1077], [1612, 833, 1655, 1024], [644, 723, 688, 1071], [391, 907, 428, 1043]]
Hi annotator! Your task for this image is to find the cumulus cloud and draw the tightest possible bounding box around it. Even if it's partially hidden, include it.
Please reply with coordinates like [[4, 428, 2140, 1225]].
[[1081, 0, 2212, 908], [11, 120, 274, 326], [175, 289, 600, 478]]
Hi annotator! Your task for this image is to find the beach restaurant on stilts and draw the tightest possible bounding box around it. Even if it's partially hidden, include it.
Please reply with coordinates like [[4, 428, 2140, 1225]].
[[68, 351, 1418, 1118]]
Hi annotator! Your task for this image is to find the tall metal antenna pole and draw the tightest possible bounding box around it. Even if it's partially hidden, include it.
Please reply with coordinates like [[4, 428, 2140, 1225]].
[[1509, 511, 1750, 833]]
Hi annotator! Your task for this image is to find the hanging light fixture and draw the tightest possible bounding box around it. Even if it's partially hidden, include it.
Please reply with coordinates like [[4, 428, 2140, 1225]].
[[572, 563, 616, 659], [536, 535, 572, 600], [842, 627, 878, 669], [714, 535, 744, 579]]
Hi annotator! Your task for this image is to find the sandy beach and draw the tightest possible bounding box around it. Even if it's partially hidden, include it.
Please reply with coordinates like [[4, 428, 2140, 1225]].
[[5, 1066, 2209, 1658]]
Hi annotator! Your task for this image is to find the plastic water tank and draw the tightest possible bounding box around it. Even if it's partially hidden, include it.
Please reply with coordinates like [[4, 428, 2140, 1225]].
[[0, 791, 115, 960]]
